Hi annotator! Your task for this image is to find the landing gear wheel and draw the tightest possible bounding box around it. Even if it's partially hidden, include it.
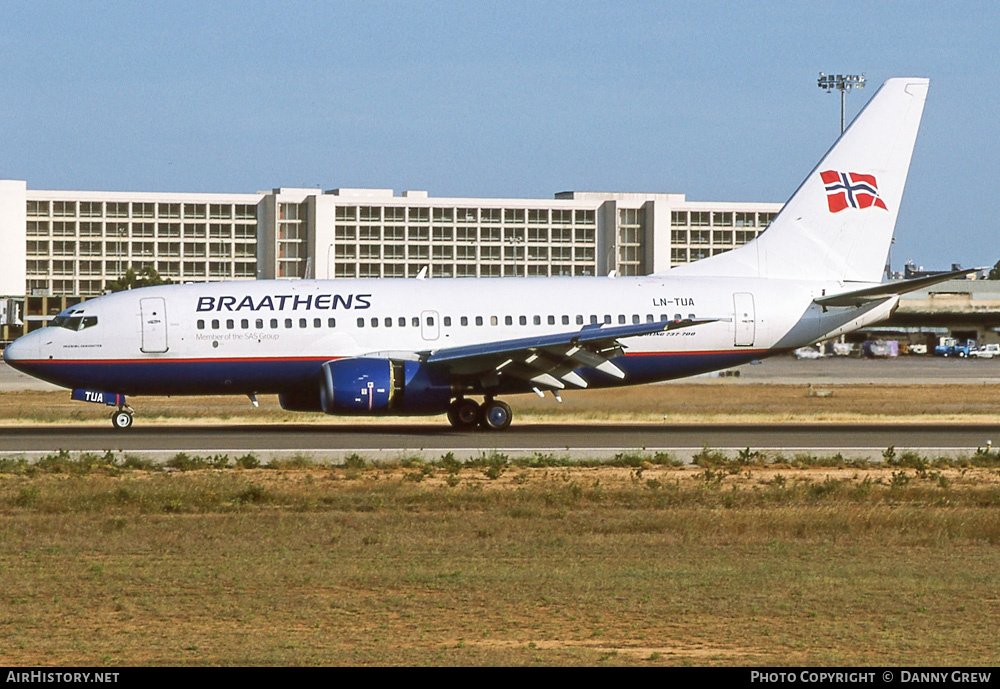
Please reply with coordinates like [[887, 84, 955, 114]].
[[480, 400, 512, 431], [447, 399, 482, 429], [111, 409, 133, 430]]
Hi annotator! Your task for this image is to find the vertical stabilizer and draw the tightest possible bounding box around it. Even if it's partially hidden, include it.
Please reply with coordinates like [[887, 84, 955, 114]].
[[668, 78, 929, 283]]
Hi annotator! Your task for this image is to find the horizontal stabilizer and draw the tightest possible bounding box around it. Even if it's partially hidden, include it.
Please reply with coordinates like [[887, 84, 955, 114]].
[[814, 267, 981, 307]]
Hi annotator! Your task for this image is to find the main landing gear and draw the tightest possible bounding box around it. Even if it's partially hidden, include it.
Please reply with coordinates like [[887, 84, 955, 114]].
[[447, 397, 513, 431]]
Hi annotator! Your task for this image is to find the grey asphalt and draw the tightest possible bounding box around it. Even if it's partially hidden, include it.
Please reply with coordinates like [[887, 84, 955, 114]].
[[1, 422, 997, 463]]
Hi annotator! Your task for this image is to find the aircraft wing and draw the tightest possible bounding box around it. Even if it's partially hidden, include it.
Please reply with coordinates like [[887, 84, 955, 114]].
[[813, 268, 981, 307], [421, 318, 718, 390]]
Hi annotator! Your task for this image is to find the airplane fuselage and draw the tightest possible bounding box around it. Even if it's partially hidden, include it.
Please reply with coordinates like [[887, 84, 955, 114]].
[[4, 275, 891, 399]]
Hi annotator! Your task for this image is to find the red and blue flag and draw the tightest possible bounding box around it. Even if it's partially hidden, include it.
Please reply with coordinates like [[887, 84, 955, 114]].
[[820, 170, 887, 213]]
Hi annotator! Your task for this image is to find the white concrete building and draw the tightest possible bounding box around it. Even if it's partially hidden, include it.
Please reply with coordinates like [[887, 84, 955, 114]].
[[0, 181, 782, 299]]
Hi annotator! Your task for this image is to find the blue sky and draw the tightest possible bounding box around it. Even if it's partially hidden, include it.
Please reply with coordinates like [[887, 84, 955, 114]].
[[1, 1, 997, 270]]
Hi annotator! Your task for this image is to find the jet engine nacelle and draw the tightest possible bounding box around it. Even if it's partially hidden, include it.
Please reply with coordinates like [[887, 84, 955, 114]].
[[278, 358, 453, 415]]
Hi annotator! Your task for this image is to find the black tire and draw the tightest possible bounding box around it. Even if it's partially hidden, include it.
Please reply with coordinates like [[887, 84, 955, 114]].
[[111, 410, 133, 430], [480, 400, 512, 431], [447, 399, 481, 429]]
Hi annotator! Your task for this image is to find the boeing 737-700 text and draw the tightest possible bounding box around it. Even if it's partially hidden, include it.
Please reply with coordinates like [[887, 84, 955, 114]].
[[3, 78, 960, 430]]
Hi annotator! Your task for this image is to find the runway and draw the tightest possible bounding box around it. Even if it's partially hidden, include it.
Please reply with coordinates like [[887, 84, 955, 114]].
[[2, 422, 998, 462], [4, 357, 1000, 462]]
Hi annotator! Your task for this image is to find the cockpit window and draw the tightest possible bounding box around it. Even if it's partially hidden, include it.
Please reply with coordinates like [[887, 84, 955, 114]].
[[48, 310, 98, 331]]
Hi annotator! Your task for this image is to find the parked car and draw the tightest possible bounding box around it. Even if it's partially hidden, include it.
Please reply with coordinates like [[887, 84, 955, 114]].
[[793, 346, 824, 359], [908, 344, 927, 355], [970, 344, 1000, 359]]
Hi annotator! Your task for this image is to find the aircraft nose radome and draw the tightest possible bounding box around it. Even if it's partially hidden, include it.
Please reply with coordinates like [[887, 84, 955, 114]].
[[3, 335, 34, 368]]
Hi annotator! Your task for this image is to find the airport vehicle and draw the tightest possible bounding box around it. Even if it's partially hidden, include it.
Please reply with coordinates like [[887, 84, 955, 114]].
[[862, 340, 898, 358], [793, 346, 824, 360], [970, 344, 999, 359], [934, 337, 975, 358], [3, 78, 967, 431]]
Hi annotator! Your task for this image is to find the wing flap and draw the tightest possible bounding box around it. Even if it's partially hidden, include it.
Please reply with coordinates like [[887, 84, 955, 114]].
[[421, 317, 719, 390]]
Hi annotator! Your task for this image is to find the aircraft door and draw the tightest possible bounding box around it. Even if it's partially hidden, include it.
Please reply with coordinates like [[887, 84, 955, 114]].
[[420, 310, 440, 341], [140, 297, 169, 353], [733, 293, 755, 347]]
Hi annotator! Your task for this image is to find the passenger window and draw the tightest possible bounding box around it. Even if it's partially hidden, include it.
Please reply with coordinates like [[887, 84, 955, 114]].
[[590, 315, 598, 325], [673, 314, 681, 321], [371, 317, 378, 327], [328, 318, 336, 328], [398, 317, 406, 327], [412, 317, 419, 327], [197, 319, 205, 330], [299, 318, 307, 328], [519, 316, 527, 326], [604, 315, 612, 324], [314, 318, 322, 328], [284, 318, 292, 328], [226, 319, 234, 329], [357, 317, 364, 327], [547, 316, 555, 325], [385, 317, 392, 327], [632, 315, 640, 324], [576, 315, 583, 325], [444, 316, 452, 326], [461, 316, 468, 326], [646, 314, 654, 323], [241, 319, 249, 329], [562, 315, 569, 325], [270, 319, 278, 329], [212, 319, 220, 329], [475, 316, 483, 326], [505, 316, 513, 326], [490, 316, 498, 326], [256, 318, 264, 329], [618, 315, 626, 325], [426, 316, 435, 326]]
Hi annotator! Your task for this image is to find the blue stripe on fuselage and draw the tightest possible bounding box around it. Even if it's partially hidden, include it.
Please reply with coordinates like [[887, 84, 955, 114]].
[[11, 350, 769, 397]]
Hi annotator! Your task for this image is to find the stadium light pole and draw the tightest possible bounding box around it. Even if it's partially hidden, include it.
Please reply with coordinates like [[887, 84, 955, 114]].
[[817, 73, 866, 133]]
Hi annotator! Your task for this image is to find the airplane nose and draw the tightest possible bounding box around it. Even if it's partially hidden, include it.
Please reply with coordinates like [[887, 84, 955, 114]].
[[2, 339, 17, 363], [3, 333, 37, 369]]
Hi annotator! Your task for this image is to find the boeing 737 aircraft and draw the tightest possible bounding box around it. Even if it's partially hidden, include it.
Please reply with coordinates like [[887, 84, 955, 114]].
[[3, 78, 960, 431]]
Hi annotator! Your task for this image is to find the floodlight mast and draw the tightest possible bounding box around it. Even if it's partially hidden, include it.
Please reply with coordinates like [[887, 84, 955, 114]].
[[817, 72, 866, 134]]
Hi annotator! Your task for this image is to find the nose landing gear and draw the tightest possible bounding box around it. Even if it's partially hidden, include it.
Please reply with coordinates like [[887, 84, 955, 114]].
[[111, 406, 134, 430]]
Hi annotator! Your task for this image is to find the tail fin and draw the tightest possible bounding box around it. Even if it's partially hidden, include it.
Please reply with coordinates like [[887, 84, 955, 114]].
[[668, 77, 929, 283]]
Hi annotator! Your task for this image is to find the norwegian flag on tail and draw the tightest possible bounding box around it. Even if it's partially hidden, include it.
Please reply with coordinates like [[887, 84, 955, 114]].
[[820, 170, 888, 213]]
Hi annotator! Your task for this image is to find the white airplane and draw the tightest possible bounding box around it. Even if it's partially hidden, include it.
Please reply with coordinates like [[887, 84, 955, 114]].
[[3, 77, 963, 431]]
